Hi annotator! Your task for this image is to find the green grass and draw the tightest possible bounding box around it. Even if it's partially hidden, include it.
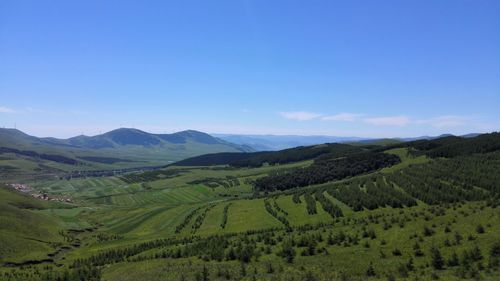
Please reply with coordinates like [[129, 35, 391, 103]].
[[382, 147, 429, 172], [0, 187, 68, 264], [275, 194, 333, 226], [224, 199, 282, 232]]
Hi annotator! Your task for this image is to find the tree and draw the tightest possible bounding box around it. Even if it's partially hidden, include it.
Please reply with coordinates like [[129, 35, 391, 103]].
[[447, 251, 459, 267], [366, 262, 376, 277], [201, 265, 210, 281], [413, 242, 424, 257], [476, 224, 485, 234], [423, 226, 435, 237], [279, 239, 296, 263], [406, 257, 415, 271], [491, 242, 500, 258], [430, 246, 445, 270]]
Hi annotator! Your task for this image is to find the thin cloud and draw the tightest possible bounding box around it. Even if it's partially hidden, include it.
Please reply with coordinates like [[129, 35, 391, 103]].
[[279, 111, 322, 121], [364, 116, 410, 126], [415, 115, 469, 128], [0, 106, 16, 113], [322, 113, 362, 122]]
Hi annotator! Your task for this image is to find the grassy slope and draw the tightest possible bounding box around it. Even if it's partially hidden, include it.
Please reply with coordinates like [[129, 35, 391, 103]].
[[381, 147, 429, 173], [0, 187, 66, 263]]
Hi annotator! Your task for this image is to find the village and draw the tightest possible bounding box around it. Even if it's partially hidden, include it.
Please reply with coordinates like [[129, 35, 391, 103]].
[[6, 183, 73, 203]]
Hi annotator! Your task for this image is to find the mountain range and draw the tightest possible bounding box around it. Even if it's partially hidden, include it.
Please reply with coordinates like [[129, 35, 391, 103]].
[[0, 127, 483, 179], [214, 133, 481, 151], [213, 134, 368, 151], [0, 128, 252, 177]]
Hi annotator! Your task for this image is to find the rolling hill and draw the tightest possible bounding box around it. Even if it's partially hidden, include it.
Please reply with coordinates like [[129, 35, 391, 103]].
[[1, 132, 499, 281], [0, 128, 253, 180]]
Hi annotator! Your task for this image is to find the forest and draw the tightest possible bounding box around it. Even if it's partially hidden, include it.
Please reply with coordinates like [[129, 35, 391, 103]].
[[254, 151, 400, 191], [174, 143, 364, 168]]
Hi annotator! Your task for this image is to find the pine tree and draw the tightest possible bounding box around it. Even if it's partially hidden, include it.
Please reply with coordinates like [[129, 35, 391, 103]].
[[430, 246, 445, 270], [366, 262, 376, 277], [447, 251, 459, 267], [279, 239, 296, 263], [202, 265, 210, 281]]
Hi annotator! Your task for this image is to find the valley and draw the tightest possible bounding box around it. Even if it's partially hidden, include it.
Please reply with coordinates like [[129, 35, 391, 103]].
[[3, 2, 498, 280], [0, 132, 499, 280]]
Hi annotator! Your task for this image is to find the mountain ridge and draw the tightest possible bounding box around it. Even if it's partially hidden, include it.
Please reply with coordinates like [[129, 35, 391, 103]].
[[214, 133, 483, 151], [0, 128, 253, 175]]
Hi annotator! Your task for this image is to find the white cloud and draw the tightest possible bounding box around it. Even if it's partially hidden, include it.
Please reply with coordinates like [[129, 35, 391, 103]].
[[364, 116, 410, 126], [279, 111, 322, 121], [0, 106, 16, 113], [278, 111, 480, 132], [415, 115, 469, 128], [322, 113, 362, 122]]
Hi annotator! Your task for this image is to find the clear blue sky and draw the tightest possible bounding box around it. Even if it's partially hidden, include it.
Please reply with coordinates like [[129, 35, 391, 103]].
[[1, 0, 499, 138]]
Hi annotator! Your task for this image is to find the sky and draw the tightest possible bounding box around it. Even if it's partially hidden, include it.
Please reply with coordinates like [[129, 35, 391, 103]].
[[0, 0, 499, 138]]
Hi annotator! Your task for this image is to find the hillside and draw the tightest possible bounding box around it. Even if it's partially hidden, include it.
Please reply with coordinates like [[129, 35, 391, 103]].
[[0, 128, 252, 180], [0, 186, 70, 265], [173, 143, 366, 167]]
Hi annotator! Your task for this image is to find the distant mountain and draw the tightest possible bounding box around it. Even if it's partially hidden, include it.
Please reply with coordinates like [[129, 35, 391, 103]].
[[461, 133, 481, 138], [39, 128, 252, 151], [214, 133, 488, 151], [0, 128, 252, 175], [397, 133, 483, 142], [213, 134, 368, 151]]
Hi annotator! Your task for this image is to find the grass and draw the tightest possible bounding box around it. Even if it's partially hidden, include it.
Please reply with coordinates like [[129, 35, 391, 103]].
[[224, 199, 282, 232], [275, 194, 333, 226], [0, 187, 68, 264], [382, 147, 430, 172]]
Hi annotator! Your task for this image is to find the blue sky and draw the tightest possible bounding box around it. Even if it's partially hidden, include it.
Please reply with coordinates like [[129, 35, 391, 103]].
[[1, 0, 499, 138]]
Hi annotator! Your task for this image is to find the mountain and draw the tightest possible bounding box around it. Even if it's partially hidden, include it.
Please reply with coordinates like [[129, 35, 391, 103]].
[[0, 128, 252, 178], [213, 134, 369, 151], [213, 133, 486, 151]]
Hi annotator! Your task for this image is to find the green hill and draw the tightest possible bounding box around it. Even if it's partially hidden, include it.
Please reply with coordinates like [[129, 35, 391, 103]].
[[0, 128, 253, 180]]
